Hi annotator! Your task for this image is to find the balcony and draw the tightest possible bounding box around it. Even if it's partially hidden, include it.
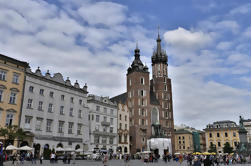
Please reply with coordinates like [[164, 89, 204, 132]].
[[93, 131, 117, 136], [101, 121, 110, 126]]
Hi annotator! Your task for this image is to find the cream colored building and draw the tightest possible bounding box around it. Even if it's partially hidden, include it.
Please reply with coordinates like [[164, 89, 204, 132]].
[[117, 103, 130, 155], [0, 54, 29, 144], [174, 129, 194, 154], [204, 121, 240, 154]]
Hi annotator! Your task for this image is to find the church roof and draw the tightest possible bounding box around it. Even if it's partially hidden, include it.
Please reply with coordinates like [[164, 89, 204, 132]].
[[127, 45, 149, 75], [151, 33, 167, 64], [110, 92, 127, 104]]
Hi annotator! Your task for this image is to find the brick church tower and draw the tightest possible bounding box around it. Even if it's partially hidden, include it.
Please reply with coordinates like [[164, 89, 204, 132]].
[[111, 33, 175, 154], [126, 45, 152, 154], [151, 33, 175, 151]]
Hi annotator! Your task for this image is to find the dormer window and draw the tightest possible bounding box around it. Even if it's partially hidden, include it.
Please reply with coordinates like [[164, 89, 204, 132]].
[[49, 91, 54, 98]]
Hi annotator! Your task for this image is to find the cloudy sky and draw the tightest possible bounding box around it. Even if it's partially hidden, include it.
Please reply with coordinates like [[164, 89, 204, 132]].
[[1, 0, 251, 129]]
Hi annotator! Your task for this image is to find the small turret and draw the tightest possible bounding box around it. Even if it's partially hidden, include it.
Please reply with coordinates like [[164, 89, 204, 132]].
[[35, 67, 42, 76], [65, 77, 71, 86], [74, 80, 80, 88]]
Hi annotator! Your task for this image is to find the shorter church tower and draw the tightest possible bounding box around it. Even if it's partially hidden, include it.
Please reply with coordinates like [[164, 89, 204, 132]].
[[127, 45, 151, 154]]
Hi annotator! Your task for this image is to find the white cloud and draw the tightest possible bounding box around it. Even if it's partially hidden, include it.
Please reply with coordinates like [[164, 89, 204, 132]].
[[216, 41, 233, 50], [242, 26, 251, 38], [229, 3, 251, 15], [163, 27, 212, 51], [78, 2, 127, 26], [198, 20, 239, 34]]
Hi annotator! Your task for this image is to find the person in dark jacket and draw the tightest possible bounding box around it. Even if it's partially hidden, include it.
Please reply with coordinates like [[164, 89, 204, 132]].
[[204, 156, 212, 166]]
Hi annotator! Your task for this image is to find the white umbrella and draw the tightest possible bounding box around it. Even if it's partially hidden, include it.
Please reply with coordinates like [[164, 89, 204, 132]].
[[19, 146, 33, 151], [55, 147, 64, 152], [6, 145, 17, 150], [64, 147, 74, 151], [75, 149, 83, 152]]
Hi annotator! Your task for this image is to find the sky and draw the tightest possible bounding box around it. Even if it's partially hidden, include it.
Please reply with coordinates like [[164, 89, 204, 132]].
[[1, 0, 251, 129]]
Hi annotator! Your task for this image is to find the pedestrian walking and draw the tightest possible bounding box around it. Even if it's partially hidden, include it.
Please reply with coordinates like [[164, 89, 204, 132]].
[[40, 154, 43, 164], [0, 142, 3, 166], [103, 154, 108, 166]]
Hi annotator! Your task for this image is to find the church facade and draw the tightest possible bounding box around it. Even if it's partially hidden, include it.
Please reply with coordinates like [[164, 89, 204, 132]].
[[111, 34, 174, 154]]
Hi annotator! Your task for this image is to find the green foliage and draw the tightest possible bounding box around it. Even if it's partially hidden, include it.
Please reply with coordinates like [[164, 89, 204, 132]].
[[0, 125, 27, 147], [223, 142, 233, 154], [208, 144, 217, 153]]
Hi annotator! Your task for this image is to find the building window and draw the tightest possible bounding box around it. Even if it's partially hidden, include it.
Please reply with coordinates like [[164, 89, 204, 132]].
[[104, 116, 107, 122], [119, 114, 122, 120], [110, 118, 113, 125], [9, 92, 17, 104], [35, 118, 43, 131], [58, 121, 64, 133], [79, 99, 82, 105], [5, 114, 13, 126], [129, 79, 131, 86], [24, 116, 32, 129], [125, 124, 127, 130], [39, 89, 44, 95], [218, 142, 221, 147], [179, 136, 181, 140], [96, 106, 100, 111], [61, 95, 64, 101], [94, 135, 99, 144], [38, 101, 43, 111], [209, 133, 212, 138], [109, 137, 113, 144], [164, 77, 166, 83], [140, 77, 144, 85], [49, 91, 54, 98], [141, 119, 144, 125], [225, 132, 228, 137], [125, 115, 127, 121], [12, 73, 19, 84], [119, 135, 122, 143], [182, 136, 185, 139], [77, 124, 82, 135], [46, 119, 53, 132], [78, 110, 82, 118], [0, 90, 3, 102], [29, 86, 34, 92], [104, 107, 107, 114], [48, 103, 53, 113], [124, 134, 128, 142], [60, 106, 64, 115], [70, 97, 74, 103], [119, 123, 122, 129], [69, 108, 73, 117], [0, 70, 7, 81], [234, 141, 237, 147], [217, 133, 220, 137], [96, 115, 100, 122], [110, 109, 113, 115], [110, 127, 113, 133], [27, 99, 32, 109], [164, 85, 167, 91], [233, 132, 236, 137], [68, 122, 73, 134], [183, 146, 185, 149]]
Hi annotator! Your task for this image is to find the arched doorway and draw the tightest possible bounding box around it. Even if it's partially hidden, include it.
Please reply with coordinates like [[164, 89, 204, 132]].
[[57, 143, 63, 148], [43, 144, 50, 159], [20, 141, 29, 147], [75, 144, 80, 150], [124, 147, 128, 154]]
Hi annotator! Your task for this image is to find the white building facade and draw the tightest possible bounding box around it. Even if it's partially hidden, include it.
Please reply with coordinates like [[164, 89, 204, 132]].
[[20, 67, 89, 156], [87, 95, 118, 154]]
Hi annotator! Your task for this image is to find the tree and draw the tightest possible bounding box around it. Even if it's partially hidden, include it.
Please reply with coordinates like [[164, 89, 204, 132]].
[[223, 142, 233, 154], [208, 144, 217, 153], [0, 125, 27, 147]]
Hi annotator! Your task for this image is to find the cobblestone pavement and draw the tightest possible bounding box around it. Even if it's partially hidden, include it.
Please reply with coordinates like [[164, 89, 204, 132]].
[[3, 160, 251, 166]]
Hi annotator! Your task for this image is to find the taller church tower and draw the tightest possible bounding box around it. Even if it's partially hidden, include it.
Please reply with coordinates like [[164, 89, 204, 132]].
[[151, 32, 175, 147]]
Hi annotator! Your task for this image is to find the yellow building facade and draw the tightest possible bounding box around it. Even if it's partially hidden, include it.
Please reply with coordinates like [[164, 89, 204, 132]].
[[204, 121, 240, 154], [0, 54, 29, 129], [174, 129, 194, 154]]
